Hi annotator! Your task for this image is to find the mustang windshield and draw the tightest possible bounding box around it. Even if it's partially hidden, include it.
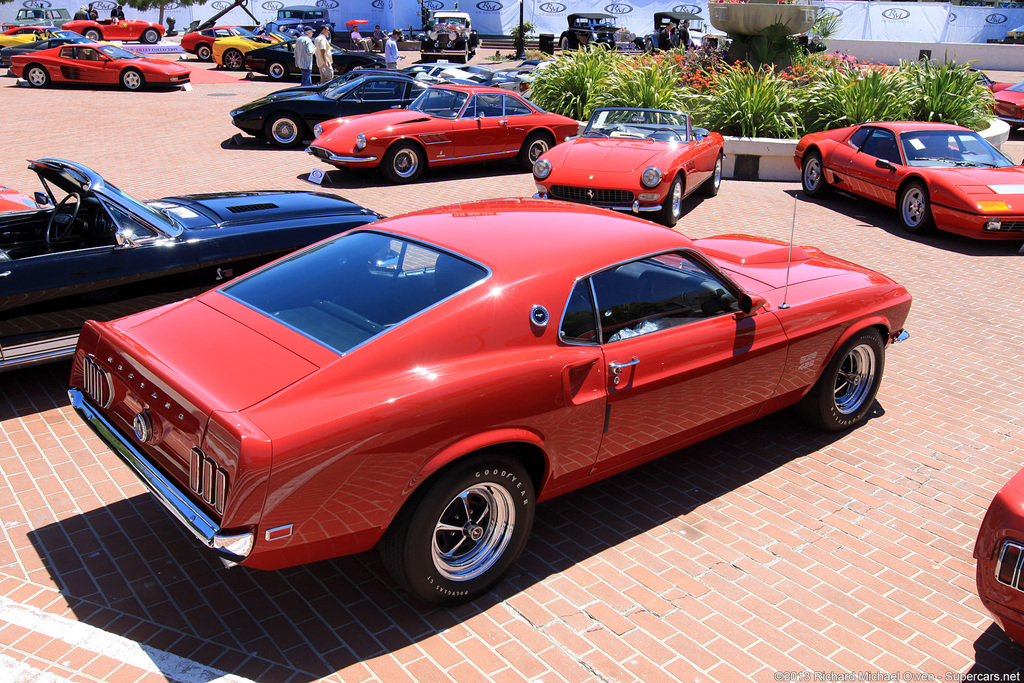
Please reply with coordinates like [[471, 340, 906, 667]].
[[410, 88, 470, 118], [900, 130, 1013, 168], [584, 108, 690, 142], [222, 231, 488, 355]]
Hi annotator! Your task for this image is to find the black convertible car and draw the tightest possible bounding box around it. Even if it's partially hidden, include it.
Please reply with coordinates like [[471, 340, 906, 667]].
[[243, 39, 384, 81], [0, 159, 381, 372], [559, 13, 620, 51], [231, 71, 432, 148], [0, 30, 92, 68]]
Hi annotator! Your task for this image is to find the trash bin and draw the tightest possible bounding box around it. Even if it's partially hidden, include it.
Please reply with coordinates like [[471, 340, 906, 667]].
[[539, 33, 554, 55]]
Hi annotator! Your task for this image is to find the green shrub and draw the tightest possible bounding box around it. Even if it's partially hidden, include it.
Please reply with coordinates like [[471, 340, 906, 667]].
[[598, 58, 685, 111], [798, 64, 909, 133], [895, 58, 994, 130], [527, 46, 617, 121], [702, 64, 801, 138]]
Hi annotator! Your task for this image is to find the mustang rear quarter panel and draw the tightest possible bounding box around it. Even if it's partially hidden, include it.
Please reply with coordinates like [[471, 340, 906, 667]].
[[238, 282, 608, 568], [975, 469, 1024, 645]]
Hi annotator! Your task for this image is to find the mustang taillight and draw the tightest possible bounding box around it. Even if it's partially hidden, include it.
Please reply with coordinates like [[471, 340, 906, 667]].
[[82, 356, 114, 409], [997, 541, 1024, 589], [190, 447, 228, 514]]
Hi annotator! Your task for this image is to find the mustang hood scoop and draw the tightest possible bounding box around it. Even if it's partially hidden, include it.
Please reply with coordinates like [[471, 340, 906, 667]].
[[110, 299, 319, 412], [695, 235, 850, 289], [165, 191, 368, 225]]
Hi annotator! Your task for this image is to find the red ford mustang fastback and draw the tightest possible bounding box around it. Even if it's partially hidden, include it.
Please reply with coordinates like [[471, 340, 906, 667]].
[[795, 121, 1024, 241], [69, 199, 911, 604]]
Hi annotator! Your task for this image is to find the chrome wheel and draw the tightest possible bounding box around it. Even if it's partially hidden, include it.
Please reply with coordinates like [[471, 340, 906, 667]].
[[391, 147, 419, 179], [268, 61, 287, 80], [670, 177, 683, 218], [833, 343, 878, 415], [803, 156, 822, 192], [899, 183, 932, 232], [121, 69, 143, 90], [224, 49, 243, 70], [141, 28, 160, 44], [268, 115, 301, 147], [84, 28, 101, 41], [196, 44, 212, 61], [528, 138, 549, 163], [26, 66, 49, 87], [432, 483, 516, 581]]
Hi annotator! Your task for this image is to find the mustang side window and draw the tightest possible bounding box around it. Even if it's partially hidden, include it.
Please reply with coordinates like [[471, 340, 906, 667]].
[[560, 280, 598, 344], [590, 253, 739, 343]]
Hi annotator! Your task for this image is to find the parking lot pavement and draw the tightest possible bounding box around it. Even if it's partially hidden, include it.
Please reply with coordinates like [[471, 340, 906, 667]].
[[2, 58, 1024, 682]]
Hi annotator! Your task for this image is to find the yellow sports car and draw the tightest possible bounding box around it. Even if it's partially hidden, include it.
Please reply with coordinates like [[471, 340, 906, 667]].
[[213, 31, 288, 70], [0, 26, 59, 47]]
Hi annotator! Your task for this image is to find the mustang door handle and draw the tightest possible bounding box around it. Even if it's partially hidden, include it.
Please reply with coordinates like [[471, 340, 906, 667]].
[[609, 357, 639, 385], [0, 271, 10, 278]]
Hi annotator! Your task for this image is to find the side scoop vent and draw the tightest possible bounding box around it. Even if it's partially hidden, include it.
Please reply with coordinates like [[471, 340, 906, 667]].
[[225, 202, 279, 214]]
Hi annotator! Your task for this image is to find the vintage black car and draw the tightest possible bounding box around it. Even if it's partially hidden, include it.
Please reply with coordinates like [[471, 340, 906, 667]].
[[636, 11, 703, 52], [419, 11, 479, 63], [263, 5, 333, 36], [231, 72, 432, 148], [559, 13, 619, 51], [0, 159, 381, 372], [0, 30, 91, 68], [243, 39, 384, 81]]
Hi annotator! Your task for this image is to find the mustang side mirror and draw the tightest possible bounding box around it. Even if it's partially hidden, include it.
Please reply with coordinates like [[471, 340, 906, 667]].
[[114, 228, 140, 249], [875, 158, 896, 171], [736, 292, 767, 318], [34, 191, 51, 207]]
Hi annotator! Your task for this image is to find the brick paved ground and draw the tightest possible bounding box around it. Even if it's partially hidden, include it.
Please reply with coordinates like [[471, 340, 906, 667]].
[[1, 51, 1023, 683]]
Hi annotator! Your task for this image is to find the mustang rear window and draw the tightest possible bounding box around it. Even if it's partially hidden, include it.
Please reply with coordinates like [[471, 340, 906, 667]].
[[222, 231, 487, 355]]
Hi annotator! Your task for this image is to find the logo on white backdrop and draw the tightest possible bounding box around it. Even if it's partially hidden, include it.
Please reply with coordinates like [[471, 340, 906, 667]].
[[477, 1, 503, 11], [881, 8, 910, 21], [949, 12, 957, 22], [604, 3, 633, 15], [262, 1, 284, 10], [424, 0, 444, 10], [539, 2, 567, 13], [986, 13, 1008, 24], [23, 0, 53, 8], [672, 4, 702, 15], [819, 5, 844, 18], [212, 1, 232, 9], [317, 0, 339, 8]]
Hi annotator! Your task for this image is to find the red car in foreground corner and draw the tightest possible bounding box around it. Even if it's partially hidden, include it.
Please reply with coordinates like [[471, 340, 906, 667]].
[[533, 107, 724, 227], [62, 18, 164, 43], [12, 43, 190, 90], [307, 84, 579, 183], [796, 122, 1024, 241], [0, 185, 38, 212], [68, 199, 911, 605], [976, 468, 1024, 646]]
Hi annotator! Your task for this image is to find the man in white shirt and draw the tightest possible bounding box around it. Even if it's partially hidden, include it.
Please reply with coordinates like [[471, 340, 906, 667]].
[[315, 25, 334, 82], [384, 28, 402, 69]]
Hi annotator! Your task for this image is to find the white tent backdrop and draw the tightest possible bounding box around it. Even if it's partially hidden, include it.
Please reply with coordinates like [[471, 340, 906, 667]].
[[5, 0, 1023, 43]]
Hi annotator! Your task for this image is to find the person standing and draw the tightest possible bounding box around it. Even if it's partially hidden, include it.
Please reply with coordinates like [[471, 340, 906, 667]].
[[294, 26, 315, 86], [74, 5, 88, 20], [679, 20, 692, 49], [315, 25, 334, 83], [384, 28, 402, 69], [87, 3, 98, 20]]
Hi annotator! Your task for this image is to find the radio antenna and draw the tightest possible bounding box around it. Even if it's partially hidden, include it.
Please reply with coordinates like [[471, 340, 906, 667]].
[[779, 195, 797, 310]]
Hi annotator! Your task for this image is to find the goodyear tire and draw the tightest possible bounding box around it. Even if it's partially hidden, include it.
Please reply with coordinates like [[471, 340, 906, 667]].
[[798, 329, 885, 432], [379, 455, 535, 605]]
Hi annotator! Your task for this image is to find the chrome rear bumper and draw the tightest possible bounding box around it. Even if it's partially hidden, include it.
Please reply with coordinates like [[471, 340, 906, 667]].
[[68, 388, 252, 564]]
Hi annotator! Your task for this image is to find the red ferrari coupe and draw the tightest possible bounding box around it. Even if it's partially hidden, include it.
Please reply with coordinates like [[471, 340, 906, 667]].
[[180, 25, 254, 61], [307, 84, 580, 183], [976, 467, 1024, 647], [993, 81, 1024, 129], [533, 107, 724, 227], [68, 199, 911, 605], [796, 122, 1024, 240], [62, 18, 164, 44], [12, 43, 190, 90]]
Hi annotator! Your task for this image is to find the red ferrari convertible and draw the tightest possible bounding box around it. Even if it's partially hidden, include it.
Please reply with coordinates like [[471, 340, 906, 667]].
[[68, 199, 911, 605], [993, 81, 1024, 129], [796, 122, 1024, 241], [976, 467, 1024, 647], [62, 18, 164, 44], [12, 43, 190, 90], [307, 84, 580, 183], [533, 107, 724, 227]]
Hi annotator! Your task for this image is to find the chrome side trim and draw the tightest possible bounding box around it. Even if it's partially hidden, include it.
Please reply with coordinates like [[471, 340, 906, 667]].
[[306, 146, 378, 164], [0, 345, 76, 372], [68, 388, 250, 561]]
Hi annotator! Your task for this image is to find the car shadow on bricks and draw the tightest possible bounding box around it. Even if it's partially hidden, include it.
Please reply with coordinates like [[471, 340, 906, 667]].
[[789, 189, 1024, 258], [968, 623, 1024, 675], [25, 400, 896, 680]]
